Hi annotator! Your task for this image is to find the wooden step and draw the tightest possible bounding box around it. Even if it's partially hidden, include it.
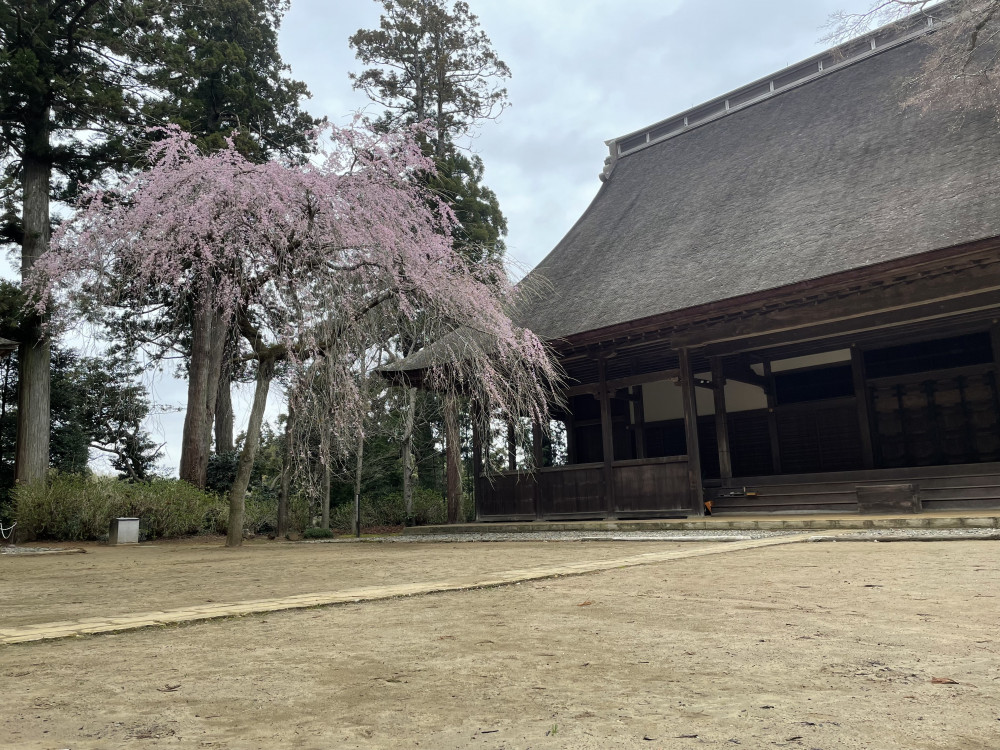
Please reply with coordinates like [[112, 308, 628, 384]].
[[918, 486, 1000, 502], [922, 497, 1000, 511], [910, 475, 1000, 490], [714, 502, 858, 514], [712, 494, 857, 509]]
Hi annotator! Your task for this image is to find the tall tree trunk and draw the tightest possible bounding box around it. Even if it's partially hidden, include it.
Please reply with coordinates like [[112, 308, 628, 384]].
[[445, 389, 462, 524], [179, 289, 213, 487], [435, 32, 446, 161], [277, 400, 294, 538], [226, 357, 275, 548], [15, 143, 52, 485], [215, 357, 235, 454], [401, 386, 417, 523], [201, 309, 226, 461]]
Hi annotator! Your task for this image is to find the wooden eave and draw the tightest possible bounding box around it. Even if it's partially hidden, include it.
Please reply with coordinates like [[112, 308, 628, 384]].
[[553, 236, 1000, 364]]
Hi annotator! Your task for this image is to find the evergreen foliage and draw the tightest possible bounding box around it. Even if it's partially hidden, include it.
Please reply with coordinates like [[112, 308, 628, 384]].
[[349, 0, 510, 151], [140, 0, 320, 161]]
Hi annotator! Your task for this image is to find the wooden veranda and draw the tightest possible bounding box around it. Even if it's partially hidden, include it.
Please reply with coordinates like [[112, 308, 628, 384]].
[[479, 238, 1000, 521]]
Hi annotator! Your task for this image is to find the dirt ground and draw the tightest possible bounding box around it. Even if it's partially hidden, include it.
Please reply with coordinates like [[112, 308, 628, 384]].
[[0, 537, 690, 628], [1, 538, 998, 749]]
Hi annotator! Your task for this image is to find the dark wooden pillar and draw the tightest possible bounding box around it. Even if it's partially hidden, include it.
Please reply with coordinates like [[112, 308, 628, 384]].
[[851, 346, 875, 469], [598, 358, 616, 516], [633, 386, 647, 460], [711, 357, 733, 482], [764, 360, 782, 474], [532, 420, 544, 468], [507, 422, 517, 472], [471, 404, 484, 522], [679, 348, 704, 515]]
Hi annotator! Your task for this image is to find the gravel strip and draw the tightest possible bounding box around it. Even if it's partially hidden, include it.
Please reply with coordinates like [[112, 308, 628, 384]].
[[316, 527, 1000, 544], [811, 527, 1000, 542], [1, 546, 86, 556], [314, 529, 801, 544]]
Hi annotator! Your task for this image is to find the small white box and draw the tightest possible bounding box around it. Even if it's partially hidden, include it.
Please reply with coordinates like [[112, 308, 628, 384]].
[[109, 517, 140, 545]]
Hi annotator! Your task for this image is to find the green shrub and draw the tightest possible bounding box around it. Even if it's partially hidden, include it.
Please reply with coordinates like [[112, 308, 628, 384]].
[[202, 499, 230, 536], [13, 473, 218, 541], [302, 527, 333, 539], [201, 489, 311, 537], [329, 488, 449, 531]]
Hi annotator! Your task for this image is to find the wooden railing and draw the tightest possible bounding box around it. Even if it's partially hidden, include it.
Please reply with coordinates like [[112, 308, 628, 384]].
[[476, 456, 691, 521]]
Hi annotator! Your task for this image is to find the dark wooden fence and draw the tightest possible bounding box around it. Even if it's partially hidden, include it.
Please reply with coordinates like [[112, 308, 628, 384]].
[[477, 456, 690, 521]]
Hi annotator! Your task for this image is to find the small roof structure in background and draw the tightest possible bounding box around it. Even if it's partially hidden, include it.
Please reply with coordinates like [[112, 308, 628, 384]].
[[380, 329, 489, 386]]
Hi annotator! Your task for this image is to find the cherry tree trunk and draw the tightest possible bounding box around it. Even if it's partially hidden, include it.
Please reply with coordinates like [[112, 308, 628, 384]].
[[15, 148, 51, 485], [226, 357, 275, 547], [445, 390, 462, 524], [201, 309, 226, 460], [179, 290, 213, 487]]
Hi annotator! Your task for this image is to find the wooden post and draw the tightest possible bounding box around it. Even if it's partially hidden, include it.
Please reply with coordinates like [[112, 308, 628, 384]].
[[598, 358, 616, 516], [276, 400, 295, 539], [445, 390, 462, 524], [851, 345, 875, 469], [353, 430, 363, 538], [633, 386, 647, 460], [764, 360, 782, 474], [679, 348, 704, 515], [507, 422, 517, 472], [471, 403, 484, 522], [711, 357, 733, 482]]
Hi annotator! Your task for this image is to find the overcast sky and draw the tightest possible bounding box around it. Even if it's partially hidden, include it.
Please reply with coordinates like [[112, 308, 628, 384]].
[[141, 0, 880, 473]]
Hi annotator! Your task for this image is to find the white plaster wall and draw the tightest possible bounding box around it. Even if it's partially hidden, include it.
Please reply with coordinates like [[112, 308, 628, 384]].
[[642, 379, 684, 422], [642, 375, 768, 423], [771, 349, 851, 372], [724, 379, 768, 412], [751, 349, 852, 376]]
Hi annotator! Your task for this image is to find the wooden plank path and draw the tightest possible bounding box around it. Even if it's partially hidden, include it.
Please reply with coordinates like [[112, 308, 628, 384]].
[[0, 533, 821, 646]]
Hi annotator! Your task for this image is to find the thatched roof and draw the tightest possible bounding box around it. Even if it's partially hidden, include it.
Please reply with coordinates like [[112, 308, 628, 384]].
[[380, 329, 485, 375], [516, 17, 1000, 342]]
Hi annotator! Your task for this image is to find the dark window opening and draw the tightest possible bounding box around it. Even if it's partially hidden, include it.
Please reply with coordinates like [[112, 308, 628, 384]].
[[864, 332, 993, 379], [573, 424, 603, 464], [570, 394, 601, 421], [774, 364, 854, 405]]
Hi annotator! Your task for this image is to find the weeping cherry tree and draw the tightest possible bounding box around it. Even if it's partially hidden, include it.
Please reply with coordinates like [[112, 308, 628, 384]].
[[33, 123, 558, 546]]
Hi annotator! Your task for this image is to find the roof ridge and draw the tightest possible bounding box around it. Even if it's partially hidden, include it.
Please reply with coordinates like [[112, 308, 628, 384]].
[[600, 2, 948, 182]]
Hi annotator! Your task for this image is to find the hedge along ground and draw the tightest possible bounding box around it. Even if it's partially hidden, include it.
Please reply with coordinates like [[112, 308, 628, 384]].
[[1, 539, 998, 748], [9, 474, 454, 542]]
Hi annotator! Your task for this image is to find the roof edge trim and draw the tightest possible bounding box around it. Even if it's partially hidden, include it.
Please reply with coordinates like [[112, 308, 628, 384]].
[[606, 2, 947, 168]]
